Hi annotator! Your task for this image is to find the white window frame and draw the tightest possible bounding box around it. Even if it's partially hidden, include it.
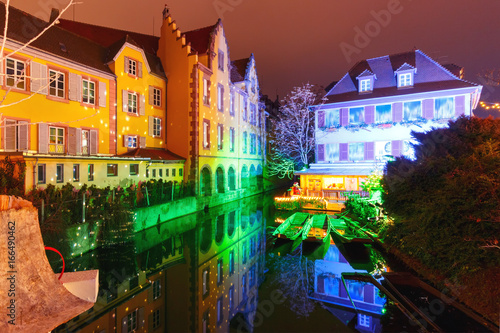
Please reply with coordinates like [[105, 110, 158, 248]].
[[128, 58, 137, 76], [398, 72, 413, 87], [82, 130, 89, 155], [229, 127, 235, 152], [203, 78, 210, 105], [127, 92, 138, 114], [38, 164, 46, 184], [153, 117, 161, 137], [73, 164, 80, 182], [49, 126, 65, 154], [217, 84, 224, 111], [6, 57, 26, 90], [82, 79, 95, 104], [127, 135, 138, 148], [49, 69, 65, 98], [359, 78, 371, 92], [152, 308, 161, 329], [358, 314, 371, 327], [217, 124, 223, 150], [203, 119, 210, 149], [56, 164, 64, 183], [152, 279, 161, 300], [126, 310, 137, 333], [218, 49, 224, 71], [153, 87, 161, 107]]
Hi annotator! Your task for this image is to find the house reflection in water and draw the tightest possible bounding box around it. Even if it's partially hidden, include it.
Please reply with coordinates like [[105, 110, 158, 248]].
[[311, 245, 386, 333], [53, 196, 267, 333]]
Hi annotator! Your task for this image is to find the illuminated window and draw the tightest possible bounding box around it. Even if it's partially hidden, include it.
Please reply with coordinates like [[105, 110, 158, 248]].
[[349, 107, 364, 125], [6, 58, 25, 90], [217, 258, 223, 285], [242, 131, 247, 154], [130, 164, 139, 176], [126, 309, 137, 333], [202, 267, 209, 297], [153, 117, 161, 137], [107, 164, 118, 177], [358, 314, 371, 328], [38, 164, 46, 184], [258, 136, 261, 155], [217, 84, 224, 111], [217, 297, 223, 324], [203, 78, 210, 105], [127, 92, 138, 114], [230, 92, 235, 116], [152, 279, 161, 300], [73, 164, 80, 182], [49, 69, 65, 98], [152, 308, 161, 330], [242, 97, 248, 121], [229, 250, 234, 275], [88, 164, 94, 181], [229, 127, 235, 152], [56, 164, 64, 183], [398, 72, 413, 87], [375, 104, 392, 123], [128, 58, 137, 76], [81, 130, 89, 155], [49, 126, 65, 154], [250, 134, 256, 154], [82, 79, 95, 104], [359, 79, 371, 92], [126, 135, 137, 148], [203, 119, 210, 149], [218, 49, 224, 71], [242, 242, 247, 264], [229, 285, 234, 310], [403, 100, 422, 121], [250, 103, 256, 124], [153, 87, 161, 107], [217, 123, 223, 150]]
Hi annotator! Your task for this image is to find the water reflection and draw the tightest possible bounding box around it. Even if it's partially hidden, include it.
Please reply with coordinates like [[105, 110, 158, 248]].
[[53, 194, 269, 333]]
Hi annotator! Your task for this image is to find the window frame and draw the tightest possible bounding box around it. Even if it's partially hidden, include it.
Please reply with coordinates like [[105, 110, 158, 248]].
[[126, 135, 138, 148], [126, 309, 137, 333], [203, 78, 210, 106], [217, 84, 224, 112], [37, 164, 46, 184], [229, 127, 235, 152], [127, 91, 138, 114], [153, 87, 161, 107], [202, 267, 210, 298], [359, 78, 371, 92], [49, 126, 65, 154], [130, 163, 139, 176], [48, 68, 66, 99], [88, 164, 94, 181], [152, 279, 161, 300], [81, 78, 96, 105], [107, 163, 118, 177], [128, 58, 137, 77], [217, 123, 224, 150], [398, 72, 413, 87], [56, 164, 64, 183], [73, 164, 80, 182], [5, 57, 27, 90], [203, 118, 210, 149], [217, 258, 223, 285], [218, 49, 224, 71], [153, 117, 161, 137]]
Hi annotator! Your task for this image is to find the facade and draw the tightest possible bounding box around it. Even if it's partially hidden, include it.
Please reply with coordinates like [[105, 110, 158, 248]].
[[297, 50, 482, 209]]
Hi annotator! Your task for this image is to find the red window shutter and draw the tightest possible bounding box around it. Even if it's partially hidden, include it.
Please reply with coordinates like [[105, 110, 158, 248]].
[[4, 119, 16, 151], [68, 127, 77, 155], [99, 81, 106, 107], [340, 108, 349, 126], [364, 142, 374, 160], [392, 102, 403, 122], [90, 130, 98, 155], [339, 143, 348, 161], [139, 136, 146, 148], [317, 144, 324, 162], [124, 56, 129, 73], [123, 135, 129, 147], [423, 99, 434, 119], [18, 121, 29, 151], [75, 128, 82, 154], [38, 123, 48, 154], [365, 105, 375, 124], [455, 95, 465, 116], [149, 86, 154, 105], [138, 62, 143, 78], [122, 90, 128, 112], [148, 116, 154, 136], [139, 94, 146, 116], [317, 111, 325, 128]]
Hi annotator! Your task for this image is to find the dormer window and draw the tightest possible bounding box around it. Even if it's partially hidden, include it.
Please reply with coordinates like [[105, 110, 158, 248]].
[[398, 72, 413, 87], [359, 79, 371, 92]]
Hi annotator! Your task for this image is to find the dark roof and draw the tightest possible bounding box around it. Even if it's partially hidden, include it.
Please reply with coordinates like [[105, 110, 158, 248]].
[[0, 6, 112, 74], [442, 63, 464, 78], [119, 148, 185, 161], [59, 19, 160, 54], [326, 50, 479, 103], [231, 58, 249, 82], [183, 24, 216, 55]]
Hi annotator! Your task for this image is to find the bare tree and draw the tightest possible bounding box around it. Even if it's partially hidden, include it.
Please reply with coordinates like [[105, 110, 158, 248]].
[[268, 83, 325, 179]]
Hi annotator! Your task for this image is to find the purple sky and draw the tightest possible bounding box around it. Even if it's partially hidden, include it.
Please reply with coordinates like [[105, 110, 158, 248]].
[[9, 0, 500, 109]]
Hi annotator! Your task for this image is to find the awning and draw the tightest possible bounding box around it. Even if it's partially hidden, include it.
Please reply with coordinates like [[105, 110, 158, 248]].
[[295, 162, 379, 176]]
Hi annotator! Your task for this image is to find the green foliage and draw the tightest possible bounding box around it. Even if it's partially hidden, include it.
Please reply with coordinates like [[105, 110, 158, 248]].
[[274, 197, 326, 210], [0, 156, 26, 196], [382, 116, 500, 277]]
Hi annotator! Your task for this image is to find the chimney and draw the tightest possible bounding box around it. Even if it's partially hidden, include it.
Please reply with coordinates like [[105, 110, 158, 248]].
[[49, 8, 60, 24]]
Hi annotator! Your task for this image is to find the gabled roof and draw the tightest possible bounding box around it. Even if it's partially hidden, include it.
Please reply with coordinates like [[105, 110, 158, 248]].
[[356, 69, 375, 79], [0, 6, 112, 74], [231, 57, 249, 83], [325, 50, 479, 103], [119, 148, 185, 161], [184, 24, 216, 55]]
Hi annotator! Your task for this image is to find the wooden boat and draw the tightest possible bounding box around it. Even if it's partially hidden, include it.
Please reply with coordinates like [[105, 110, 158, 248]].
[[330, 215, 373, 245], [273, 212, 312, 251]]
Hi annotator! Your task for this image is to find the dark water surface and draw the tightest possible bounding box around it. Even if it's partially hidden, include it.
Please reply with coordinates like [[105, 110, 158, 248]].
[[50, 191, 493, 333]]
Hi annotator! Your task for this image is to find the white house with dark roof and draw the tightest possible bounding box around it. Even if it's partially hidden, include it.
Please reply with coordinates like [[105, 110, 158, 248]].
[[296, 49, 482, 210]]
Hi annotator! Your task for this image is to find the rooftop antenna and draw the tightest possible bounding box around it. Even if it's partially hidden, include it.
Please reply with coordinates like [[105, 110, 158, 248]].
[[162, 4, 170, 20]]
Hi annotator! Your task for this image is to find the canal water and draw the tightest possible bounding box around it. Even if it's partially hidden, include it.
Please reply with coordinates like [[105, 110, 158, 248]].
[[49, 191, 493, 333]]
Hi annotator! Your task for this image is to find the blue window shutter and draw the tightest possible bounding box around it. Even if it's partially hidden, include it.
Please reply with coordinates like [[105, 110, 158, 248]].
[[364, 142, 374, 160], [339, 143, 348, 161], [340, 108, 349, 126], [423, 99, 434, 119], [365, 105, 374, 124], [455, 95, 465, 116], [317, 144, 325, 162], [317, 111, 325, 128], [392, 102, 402, 122]]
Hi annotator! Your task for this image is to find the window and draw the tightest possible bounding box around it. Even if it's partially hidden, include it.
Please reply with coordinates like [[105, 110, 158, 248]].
[[152, 169, 156, 178], [159, 169, 163, 177], [403, 100, 422, 121], [325, 109, 340, 128], [359, 79, 371, 92], [358, 314, 371, 328], [49, 126, 65, 154], [153, 117, 161, 137], [49, 69, 65, 98], [242, 274, 247, 299], [81, 130, 89, 155], [203, 78, 210, 105], [375, 104, 392, 123], [250, 104, 256, 124], [250, 134, 256, 154], [128, 58, 137, 76], [435, 97, 454, 119], [37, 164, 46, 184], [398, 72, 413, 87], [130, 164, 139, 176], [217, 258, 223, 285], [152, 279, 161, 300], [73, 164, 80, 182], [127, 92, 138, 114], [6, 58, 26, 89], [4, 119, 28, 152], [229, 127, 235, 152], [165, 168, 169, 177], [242, 242, 247, 264], [217, 85, 224, 111], [249, 265, 256, 287], [172, 168, 176, 177], [242, 131, 247, 154], [349, 107, 364, 124], [82, 79, 95, 104], [126, 310, 137, 333], [217, 297, 223, 324], [218, 49, 224, 71], [202, 267, 209, 297], [56, 164, 64, 183], [349, 142, 364, 161], [179, 168, 183, 177], [107, 164, 118, 177], [153, 87, 161, 107], [229, 285, 234, 310], [202, 311, 209, 333], [146, 169, 150, 178], [88, 164, 94, 181], [126, 135, 137, 148], [258, 136, 261, 155], [203, 119, 210, 149], [152, 308, 161, 330], [326, 143, 339, 162], [217, 124, 223, 150], [242, 97, 247, 121], [230, 92, 235, 116], [229, 250, 234, 275]]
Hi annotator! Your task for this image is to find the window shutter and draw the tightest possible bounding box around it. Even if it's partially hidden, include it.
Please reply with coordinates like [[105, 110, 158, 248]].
[[139, 94, 145, 116], [30, 62, 40, 92], [0, 58, 3, 85], [317, 144, 324, 162], [317, 111, 325, 128], [138, 62, 143, 78], [76, 128, 82, 155], [90, 129, 98, 155], [364, 142, 374, 160], [149, 86, 154, 105], [148, 313, 154, 332], [99, 81, 106, 107], [140, 136, 146, 148], [69, 73, 81, 101], [4, 119, 16, 151], [455, 95, 465, 116], [18, 121, 29, 151], [121, 317, 128, 332], [123, 135, 129, 147], [340, 108, 349, 126], [38, 123, 48, 154], [148, 286, 153, 303], [365, 105, 375, 124], [364, 285, 374, 303], [39, 64, 48, 95], [391, 140, 402, 157], [124, 56, 129, 73], [148, 116, 154, 136], [339, 143, 349, 161], [68, 127, 77, 155], [392, 102, 402, 122], [423, 99, 434, 119], [122, 90, 128, 112], [138, 307, 145, 328]]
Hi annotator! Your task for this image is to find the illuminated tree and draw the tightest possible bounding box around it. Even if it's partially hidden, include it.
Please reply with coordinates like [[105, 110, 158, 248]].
[[268, 84, 325, 179]]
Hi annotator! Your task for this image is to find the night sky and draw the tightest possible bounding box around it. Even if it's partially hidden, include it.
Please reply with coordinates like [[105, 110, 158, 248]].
[[8, 0, 500, 114]]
